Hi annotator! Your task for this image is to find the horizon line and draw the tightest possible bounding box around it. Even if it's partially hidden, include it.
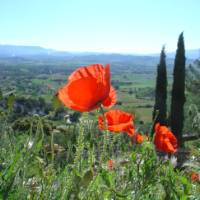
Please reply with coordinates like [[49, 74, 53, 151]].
[[0, 43, 200, 56]]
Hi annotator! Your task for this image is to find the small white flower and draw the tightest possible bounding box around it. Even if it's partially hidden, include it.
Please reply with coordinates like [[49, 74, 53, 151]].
[[28, 140, 33, 149], [191, 156, 195, 161], [170, 156, 177, 167], [164, 155, 168, 160]]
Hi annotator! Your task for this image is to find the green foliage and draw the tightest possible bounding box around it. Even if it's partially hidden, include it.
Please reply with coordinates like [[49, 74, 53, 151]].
[[0, 109, 199, 199], [0, 52, 200, 199], [186, 60, 200, 98], [12, 116, 55, 135], [52, 95, 62, 110], [170, 32, 186, 147], [184, 104, 200, 135], [183, 60, 200, 135], [6, 94, 15, 112]]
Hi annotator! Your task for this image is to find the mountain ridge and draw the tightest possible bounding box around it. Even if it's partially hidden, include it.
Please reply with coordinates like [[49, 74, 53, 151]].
[[0, 44, 199, 60]]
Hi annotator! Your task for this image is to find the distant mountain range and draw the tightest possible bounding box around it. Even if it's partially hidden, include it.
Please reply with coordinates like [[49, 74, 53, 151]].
[[149, 49, 200, 60], [0, 45, 66, 57], [0, 44, 199, 60]]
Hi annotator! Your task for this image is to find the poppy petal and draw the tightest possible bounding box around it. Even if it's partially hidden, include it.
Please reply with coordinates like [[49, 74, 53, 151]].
[[98, 109, 134, 136], [155, 123, 161, 133], [57, 64, 112, 112], [56, 84, 78, 110], [136, 134, 144, 144], [68, 77, 108, 111], [102, 86, 117, 108], [163, 139, 177, 153], [154, 123, 177, 154], [127, 127, 134, 137], [68, 64, 110, 83]]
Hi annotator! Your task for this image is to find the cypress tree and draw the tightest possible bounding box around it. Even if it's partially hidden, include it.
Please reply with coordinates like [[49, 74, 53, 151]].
[[170, 32, 186, 147], [153, 46, 167, 126]]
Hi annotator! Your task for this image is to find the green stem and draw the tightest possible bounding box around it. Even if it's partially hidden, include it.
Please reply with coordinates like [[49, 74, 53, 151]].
[[51, 131, 54, 165], [99, 106, 109, 163], [99, 106, 107, 129], [150, 109, 159, 139]]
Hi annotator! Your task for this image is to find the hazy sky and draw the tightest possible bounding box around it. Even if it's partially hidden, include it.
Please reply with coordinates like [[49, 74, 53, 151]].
[[0, 0, 199, 54]]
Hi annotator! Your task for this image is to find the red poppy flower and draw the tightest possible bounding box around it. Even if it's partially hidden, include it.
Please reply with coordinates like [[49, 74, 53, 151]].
[[98, 109, 134, 136], [132, 133, 144, 144], [154, 123, 177, 154], [191, 172, 199, 182], [56, 64, 117, 112], [107, 159, 114, 170]]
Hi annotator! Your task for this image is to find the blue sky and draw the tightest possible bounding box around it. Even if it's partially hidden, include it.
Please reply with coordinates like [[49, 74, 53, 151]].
[[0, 0, 199, 54]]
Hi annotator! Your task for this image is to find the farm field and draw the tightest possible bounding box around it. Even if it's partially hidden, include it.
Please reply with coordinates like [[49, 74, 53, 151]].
[[0, 56, 200, 199], [0, 57, 165, 123]]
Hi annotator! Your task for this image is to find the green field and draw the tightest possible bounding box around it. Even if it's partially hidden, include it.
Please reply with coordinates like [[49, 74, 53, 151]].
[[0, 58, 159, 123]]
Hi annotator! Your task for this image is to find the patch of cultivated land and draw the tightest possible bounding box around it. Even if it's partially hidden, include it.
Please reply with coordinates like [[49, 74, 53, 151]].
[[0, 57, 163, 122]]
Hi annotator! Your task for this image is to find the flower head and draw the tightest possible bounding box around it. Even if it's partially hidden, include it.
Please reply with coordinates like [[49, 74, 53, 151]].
[[132, 133, 144, 144], [154, 123, 177, 154], [191, 172, 199, 182], [98, 109, 134, 136], [57, 64, 116, 112], [107, 159, 114, 170]]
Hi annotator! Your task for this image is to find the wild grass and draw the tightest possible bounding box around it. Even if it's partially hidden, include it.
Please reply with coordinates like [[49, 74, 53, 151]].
[[0, 112, 199, 200]]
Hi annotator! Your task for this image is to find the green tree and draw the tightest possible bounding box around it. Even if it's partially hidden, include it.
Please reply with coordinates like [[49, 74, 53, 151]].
[[186, 60, 200, 103], [185, 59, 200, 134], [153, 46, 167, 126], [170, 32, 186, 147]]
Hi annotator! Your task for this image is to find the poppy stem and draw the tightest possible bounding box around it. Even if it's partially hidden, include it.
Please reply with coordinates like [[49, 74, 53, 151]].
[[99, 106, 107, 130], [51, 131, 54, 165], [150, 109, 159, 140], [99, 106, 109, 163]]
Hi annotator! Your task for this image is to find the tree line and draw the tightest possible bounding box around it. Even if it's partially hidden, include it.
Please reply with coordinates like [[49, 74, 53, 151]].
[[153, 32, 186, 147]]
